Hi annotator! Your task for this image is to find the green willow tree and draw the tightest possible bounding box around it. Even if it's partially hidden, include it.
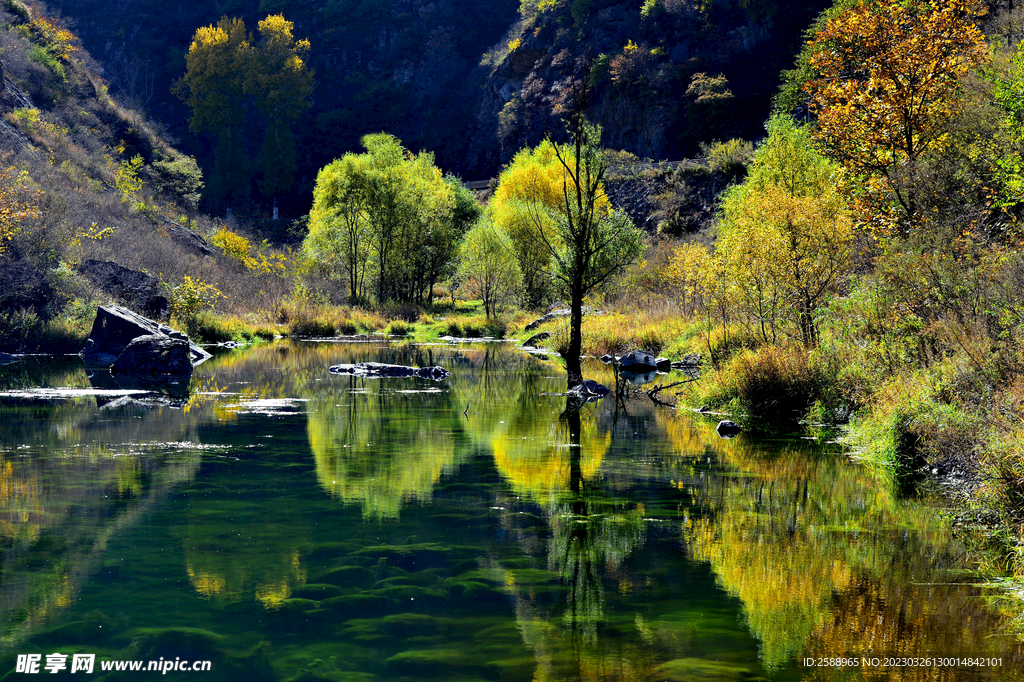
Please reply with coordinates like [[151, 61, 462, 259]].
[[304, 153, 372, 302], [304, 134, 463, 305], [458, 219, 523, 319], [175, 14, 312, 212]]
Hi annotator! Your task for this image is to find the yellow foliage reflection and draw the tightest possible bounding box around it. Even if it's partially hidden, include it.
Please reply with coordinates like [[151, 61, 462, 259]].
[[177, 486, 311, 610], [490, 415, 609, 503], [308, 382, 462, 520], [0, 457, 41, 543], [452, 357, 610, 502], [658, 408, 1024, 672], [183, 540, 308, 610]]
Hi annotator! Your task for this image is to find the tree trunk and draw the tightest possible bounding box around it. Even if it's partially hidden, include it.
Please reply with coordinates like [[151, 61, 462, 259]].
[[565, 287, 584, 388]]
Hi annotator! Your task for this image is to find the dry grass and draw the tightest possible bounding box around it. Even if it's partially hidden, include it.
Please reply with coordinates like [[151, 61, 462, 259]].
[[277, 300, 388, 338]]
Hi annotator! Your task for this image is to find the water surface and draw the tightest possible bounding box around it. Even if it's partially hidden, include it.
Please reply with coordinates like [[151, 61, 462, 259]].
[[0, 342, 1020, 681]]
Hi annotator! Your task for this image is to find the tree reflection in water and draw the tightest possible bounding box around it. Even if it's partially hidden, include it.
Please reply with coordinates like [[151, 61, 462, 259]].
[[490, 397, 649, 682]]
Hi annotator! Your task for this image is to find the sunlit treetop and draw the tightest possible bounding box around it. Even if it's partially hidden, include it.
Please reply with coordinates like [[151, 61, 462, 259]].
[[804, 0, 988, 176]]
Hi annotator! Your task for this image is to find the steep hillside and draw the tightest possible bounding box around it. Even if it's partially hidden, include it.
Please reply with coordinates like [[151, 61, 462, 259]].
[[45, 0, 520, 211], [44, 0, 828, 212], [0, 0, 289, 350], [473, 0, 831, 171]]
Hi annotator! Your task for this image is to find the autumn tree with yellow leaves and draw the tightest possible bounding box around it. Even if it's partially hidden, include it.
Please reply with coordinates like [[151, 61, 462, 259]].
[[175, 15, 312, 211], [0, 167, 42, 256], [488, 139, 590, 307], [716, 115, 853, 347], [803, 0, 988, 230]]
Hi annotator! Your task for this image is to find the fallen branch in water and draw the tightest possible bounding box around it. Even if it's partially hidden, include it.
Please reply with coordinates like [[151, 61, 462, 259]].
[[644, 380, 695, 407]]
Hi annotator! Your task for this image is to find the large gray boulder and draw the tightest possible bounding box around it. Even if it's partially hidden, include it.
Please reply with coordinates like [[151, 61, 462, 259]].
[[80, 305, 210, 371], [111, 335, 193, 374]]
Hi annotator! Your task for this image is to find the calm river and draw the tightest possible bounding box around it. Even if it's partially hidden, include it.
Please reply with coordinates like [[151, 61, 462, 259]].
[[0, 341, 1021, 681]]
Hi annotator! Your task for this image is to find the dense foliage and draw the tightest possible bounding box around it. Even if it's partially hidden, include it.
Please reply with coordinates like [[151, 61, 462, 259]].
[[303, 134, 477, 306], [175, 14, 313, 210], [803, 0, 988, 230]]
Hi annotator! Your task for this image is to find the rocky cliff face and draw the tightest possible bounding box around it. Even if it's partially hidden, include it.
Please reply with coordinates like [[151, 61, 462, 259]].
[[47, 0, 828, 192], [469, 0, 832, 175], [47, 0, 518, 194]]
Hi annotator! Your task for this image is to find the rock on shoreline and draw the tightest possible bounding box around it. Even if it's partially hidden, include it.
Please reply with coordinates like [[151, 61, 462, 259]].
[[80, 305, 211, 373]]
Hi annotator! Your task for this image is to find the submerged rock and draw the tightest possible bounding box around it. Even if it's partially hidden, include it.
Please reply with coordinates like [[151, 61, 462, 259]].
[[328, 362, 451, 380], [567, 379, 610, 400], [522, 332, 550, 348], [80, 305, 211, 371], [716, 420, 742, 438], [88, 369, 191, 407]]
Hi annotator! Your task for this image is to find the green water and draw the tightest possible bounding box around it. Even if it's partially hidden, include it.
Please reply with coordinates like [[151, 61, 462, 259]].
[[0, 341, 1021, 681]]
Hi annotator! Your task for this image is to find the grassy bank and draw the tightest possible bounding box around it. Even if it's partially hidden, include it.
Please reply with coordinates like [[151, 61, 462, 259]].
[[527, 302, 1024, 583], [0, 297, 526, 353]]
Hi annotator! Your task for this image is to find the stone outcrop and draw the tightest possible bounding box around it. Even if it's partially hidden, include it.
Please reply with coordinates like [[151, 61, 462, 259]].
[[716, 420, 742, 438], [524, 308, 571, 332], [79, 260, 170, 320], [328, 362, 451, 381], [80, 305, 210, 372], [0, 257, 52, 319], [619, 350, 658, 372], [160, 219, 215, 258]]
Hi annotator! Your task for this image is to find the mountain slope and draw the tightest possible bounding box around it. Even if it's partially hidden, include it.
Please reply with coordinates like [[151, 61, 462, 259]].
[[45, 0, 829, 208]]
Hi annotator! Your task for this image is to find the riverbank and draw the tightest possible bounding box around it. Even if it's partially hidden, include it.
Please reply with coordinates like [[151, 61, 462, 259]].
[[511, 303, 1024, 588]]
